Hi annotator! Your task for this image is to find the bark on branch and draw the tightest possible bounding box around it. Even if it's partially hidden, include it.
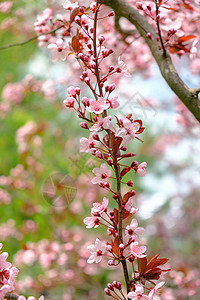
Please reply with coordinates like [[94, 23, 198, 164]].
[[104, 0, 200, 123]]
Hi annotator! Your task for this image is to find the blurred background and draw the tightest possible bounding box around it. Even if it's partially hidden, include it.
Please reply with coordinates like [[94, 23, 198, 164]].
[[0, 1, 200, 299]]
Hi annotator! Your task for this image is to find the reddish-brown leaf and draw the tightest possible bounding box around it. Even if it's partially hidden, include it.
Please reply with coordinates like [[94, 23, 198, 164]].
[[110, 132, 123, 158], [71, 36, 82, 53], [137, 257, 147, 274], [177, 35, 196, 43], [122, 191, 133, 205], [113, 208, 119, 225], [120, 167, 131, 178]]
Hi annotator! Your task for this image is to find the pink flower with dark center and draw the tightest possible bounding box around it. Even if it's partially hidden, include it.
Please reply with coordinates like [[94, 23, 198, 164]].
[[86, 97, 110, 114], [137, 162, 147, 177], [91, 163, 111, 184], [126, 219, 145, 237], [125, 197, 138, 214], [47, 39, 67, 62], [130, 242, 146, 258], [127, 284, 149, 300], [80, 134, 95, 153], [91, 197, 109, 215], [87, 238, 106, 264], [83, 216, 100, 228], [116, 118, 141, 144], [90, 116, 113, 132]]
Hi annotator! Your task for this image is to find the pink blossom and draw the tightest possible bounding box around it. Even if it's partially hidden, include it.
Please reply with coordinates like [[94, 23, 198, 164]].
[[137, 162, 147, 177], [148, 282, 165, 300], [47, 39, 67, 62], [108, 95, 120, 109], [87, 238, 106, 264], [125, 197, 138, 214], [128, 284, 149, 300], [86, 97, 110, 114], [90, 116, 113, 132], [91, 197, 109, 215], [130, 242, 146, 258], [118, 57, 131, 77], [62, 0, 78, 10], [116, 118, 141, 144], [126, 219, 145, 237], [0, 1, 13, 13], [90, 2, 96, 13], [63, 96, 75, 108], [91, 163, 111, 184], [80, 134, 95, 153], [67, 86, 76, 97], [34, 8, 52, 26], [83, 216, 100, 228]]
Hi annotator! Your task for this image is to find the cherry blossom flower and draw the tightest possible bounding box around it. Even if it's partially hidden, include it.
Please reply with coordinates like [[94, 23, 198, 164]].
[[148, 282, 165, 300], [137, 162, 147, 177], [116, 118, 141, 144], [47, 39, 67, 62], [83, 216, 100, 228], [90, 116, 113, 132], [91, 197, 109, 215], [34, 8, 52, 26], [130, 242, 147, 258], [91, 163, 111, 184], [125, 219, 145, 237], [87, 238, 106, 264], [86, 97, 110, 114], [125, 197, 138, 214], [0, 244, 12, 270], [80, 134, 95, 153], [108, 95, 120, 109], [62, 0, 78, 10], [118, 57, 131, 77], [127, 284, 150, 300]]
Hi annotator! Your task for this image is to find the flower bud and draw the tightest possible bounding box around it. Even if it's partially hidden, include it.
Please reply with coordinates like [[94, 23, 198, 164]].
[[106, 245, 112, 251], [127, 180, 134, 187], [104, 288, 111, 296], [107, 283, 114, 291], [108, 259, 115, 266], [92, 133, 100, 141], [108, 66, 115, 72], [80, 122, 89, 129], [108, 11, 115, 17], [119, 243, 125, 250], [120, 146, 127, 151], [96, 151, 102, 158], [146, 32, 152, 40], [81, 97, 89, 106]]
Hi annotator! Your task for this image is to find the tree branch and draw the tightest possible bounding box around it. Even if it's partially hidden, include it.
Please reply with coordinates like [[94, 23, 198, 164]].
[[5, 294, 19, 300], [0, 26, 63, 50], [104, 0, 200, 123]]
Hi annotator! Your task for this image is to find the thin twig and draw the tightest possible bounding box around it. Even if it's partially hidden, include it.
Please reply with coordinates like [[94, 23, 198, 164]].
[[154, 0, 166, 56], [0, 26, 63, 50]]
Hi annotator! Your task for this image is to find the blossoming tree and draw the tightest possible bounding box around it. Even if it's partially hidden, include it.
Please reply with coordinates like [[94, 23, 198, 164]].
[[0, 0, 199, 299]]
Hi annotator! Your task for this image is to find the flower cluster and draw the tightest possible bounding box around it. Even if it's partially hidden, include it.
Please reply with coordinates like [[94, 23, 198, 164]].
[[57, 1, 169, 299]]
